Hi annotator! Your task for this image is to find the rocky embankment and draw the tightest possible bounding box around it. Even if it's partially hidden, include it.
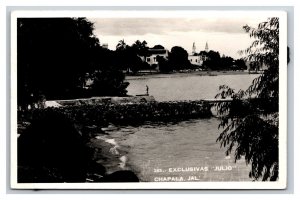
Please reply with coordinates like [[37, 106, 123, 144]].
[[25, 99, 212, 127]]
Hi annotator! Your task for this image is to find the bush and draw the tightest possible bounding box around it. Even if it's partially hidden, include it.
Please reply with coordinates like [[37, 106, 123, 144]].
[[18, 111, 90, 182]]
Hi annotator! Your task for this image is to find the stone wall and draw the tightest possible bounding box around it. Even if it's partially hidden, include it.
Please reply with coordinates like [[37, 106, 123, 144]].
[[20, 100, 212, 127], [45, 96, 156, 107]]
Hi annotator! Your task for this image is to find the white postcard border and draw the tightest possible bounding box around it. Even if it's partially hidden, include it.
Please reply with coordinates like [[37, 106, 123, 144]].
[[10, 10, 288, 190]]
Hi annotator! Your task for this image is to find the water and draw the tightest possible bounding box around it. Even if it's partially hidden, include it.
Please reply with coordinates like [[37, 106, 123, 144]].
[[93, 74, 258, 182], [126, 74, 259, 101], [97, 118, 251, 182]]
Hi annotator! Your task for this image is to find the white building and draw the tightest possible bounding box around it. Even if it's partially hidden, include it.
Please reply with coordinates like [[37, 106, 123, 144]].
[[188, 54, 208, 66], [189, 55, 204, 66], [144, 48, 169, 66], [188, 42, 208, 67]]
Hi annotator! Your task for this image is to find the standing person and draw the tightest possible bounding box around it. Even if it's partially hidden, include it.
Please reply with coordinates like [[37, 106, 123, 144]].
[[146, 85, 149, 96]]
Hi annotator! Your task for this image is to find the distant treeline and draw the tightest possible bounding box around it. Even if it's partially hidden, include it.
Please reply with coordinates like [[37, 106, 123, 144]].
[[198, 51, 247, 71]]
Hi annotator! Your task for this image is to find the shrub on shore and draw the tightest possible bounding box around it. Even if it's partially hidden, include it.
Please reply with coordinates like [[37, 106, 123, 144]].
[[18, 110, 140, 183], [18, 111, 90, 182]]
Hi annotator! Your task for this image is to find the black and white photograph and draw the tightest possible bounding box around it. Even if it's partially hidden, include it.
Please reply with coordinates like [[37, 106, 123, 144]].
[[10, 10, 287, 189]]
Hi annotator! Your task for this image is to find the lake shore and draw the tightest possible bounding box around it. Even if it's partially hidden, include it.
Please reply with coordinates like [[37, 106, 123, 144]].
[[126, 70, 260, 80]]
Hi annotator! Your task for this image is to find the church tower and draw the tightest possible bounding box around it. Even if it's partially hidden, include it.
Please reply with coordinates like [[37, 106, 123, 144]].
[[192, 42, 196, 54], [205, 42, 209, 52]]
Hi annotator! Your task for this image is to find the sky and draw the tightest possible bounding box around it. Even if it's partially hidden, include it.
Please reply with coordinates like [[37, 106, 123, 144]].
[[89, 16, 269, 59]]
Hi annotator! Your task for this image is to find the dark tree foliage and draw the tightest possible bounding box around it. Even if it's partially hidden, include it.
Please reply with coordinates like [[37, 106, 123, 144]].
[[115, 40, 144, 74], [18, 111, 90, 182], [168, 46, 191, 70], [202, 50, 244, 71], [18, 18, 129, 109], [157, 55, 172, 73], [152, 44, 165, 49], [214, 18, 279, 181], [131, 40, 149, 59], [220, 55, 234, 70], [199, 50, 208, 56], [18, 18, 98, 104], [248, 61, 261, 72], [18, 109, 139, 183], [89, 68, 129, 97], [203, 50, 221, 70], [235, 59, 247, 70], [85, 47, 130, 96]]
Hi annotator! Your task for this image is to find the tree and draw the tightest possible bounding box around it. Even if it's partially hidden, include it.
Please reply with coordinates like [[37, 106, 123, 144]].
[[249, 61, 261, 72], [199, 50, 208, 56], [152, 44, 165, 49], [131, 40, 150, 64], [168, 46, 190, 70], [18, 18, 100, 107], [89, 48, 129, 96], [214, 18, 279, 181], [116, 39, 127, 51], [220, 55, 234, 70], [89, 67, 129, 96], [235, 59, 247, 70], [157, 55, 172, 73], [203, 50, 221, 70], [115, 40, 144, 74], [18, 18, 130, 109]]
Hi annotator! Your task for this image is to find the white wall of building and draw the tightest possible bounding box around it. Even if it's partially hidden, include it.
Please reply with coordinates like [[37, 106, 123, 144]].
[[145, 49, 168, 66], [188, 55, 204, 66]]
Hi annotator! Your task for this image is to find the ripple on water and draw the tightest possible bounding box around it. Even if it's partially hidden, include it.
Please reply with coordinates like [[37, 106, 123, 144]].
[[99, 118, 252, 182]]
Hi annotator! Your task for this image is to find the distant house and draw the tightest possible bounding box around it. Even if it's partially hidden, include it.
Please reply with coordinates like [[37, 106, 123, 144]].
[[143, 48, 169, 66], [189, 55, 203, 66], [188, 54, 208, 67]]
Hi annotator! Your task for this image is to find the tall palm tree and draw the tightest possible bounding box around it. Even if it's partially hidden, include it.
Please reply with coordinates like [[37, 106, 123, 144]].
[[116, 39, 127, 51], [132, 40, 149, 60]]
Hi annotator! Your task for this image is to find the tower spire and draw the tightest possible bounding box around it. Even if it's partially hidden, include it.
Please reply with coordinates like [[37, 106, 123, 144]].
[[192, 42, 196, 54], [205, 42, 209, 52]]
